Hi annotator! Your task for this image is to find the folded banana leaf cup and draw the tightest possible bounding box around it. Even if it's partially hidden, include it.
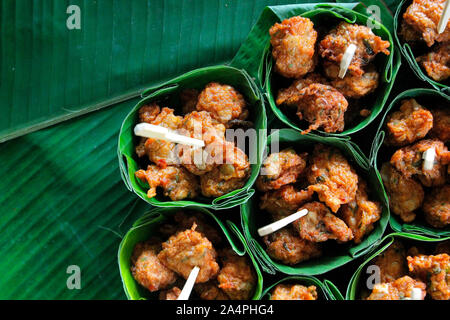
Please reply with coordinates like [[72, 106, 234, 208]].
[[118, 206, 263, 300], [118, 65, 267, 210], [346, 232, 450, 300], [394, 0, 450, 93], [260, 275, 344, 300], [370, 88, 450, 238], [241, 129, 390, 276]]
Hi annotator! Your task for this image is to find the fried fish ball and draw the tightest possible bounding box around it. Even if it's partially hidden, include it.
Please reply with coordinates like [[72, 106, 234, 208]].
[[293, 202, 353, 243], [430, 108, 450, 142], [423, 185, 450, 228], [390, 139, 450, 187], [276, 73, 327, 106], [319, 22, 390, 77], [260, 185, 314, 220], [385, 99, 434, 147], [143, 138, 180, 168], [417, 43, 450, 81], [158, 224, 220, 283], [194, 281, 229, 300], [263, 228, 322, 265], [131, 241, 177, 292], [270, 284, 318, 300], [196, 83, 248, 126], [372, 240, 408, 283], [138, 104, 183, 129], [159, 286, 181, 300], [340, 179, 382, 244], [380, 163, 424, 222], [180, 89, 199, 114], [217, 249, 256, 300], [408, 253, 450, 300], [256, 148, 307, 192], [269, 16, 317, 79], [400, 19, 423, 43], [307, 145, 358, 213], [366, 276, 427, 300], [402, 0, 450, 47], [135, 165, 199, 200]]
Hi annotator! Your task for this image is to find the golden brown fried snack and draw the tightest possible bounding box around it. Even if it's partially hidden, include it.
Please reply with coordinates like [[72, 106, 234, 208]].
[[380, 163, 424, 222], [319, 22, 390, 77], [158, 224, 220, 284], [390, 139, 450, 187], [417, 43, 450, 81], [138, 104, 183, 129], [256, 148, 307, 192], [366, 276, 427, 300], [408, 253, 450, 300], [260, 185, 314, 220], [194, 281, 229, 300], [372, 240, 408, 283], [400, 20, 423, 43], [340, 179, 381, 244], [269, 16, 317, 78], [131, 241, 177, 292], [423, 185, 450, 228], [263, 228, 322, 265], [430, 108, 450, 142], [159, 286, 181, 300], [135, 165, 199, 200], [276, 73, 328, 106], [270, 284, 318, 300], [196, 83, 248, 126], [217, 249, 256, 300], [180, 89, 199, 114], [307, 145, 358, 213], [402, 0, 450, 47], [385, 99, 434, 147]]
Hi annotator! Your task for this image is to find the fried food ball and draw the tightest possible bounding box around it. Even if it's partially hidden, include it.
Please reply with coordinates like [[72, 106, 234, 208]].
[[131, 240, 177, 292], [217, 249, 256, 300], [390, 139, 450, 187], [196, 83, 248, 126], [180, 89, 199, 114], [319, 22, 390, 77], [408, 253, 450, 300], [194, 281, 229, 300], [135, 165, 199, 200], [260, 185, 314, 220], [400, 19, 423, 43], [372, 240, 408, 283], [293, 202, 353, 243], [306, 145, 358, 213], [423, 185, 450, 228], [276, 73, 328, 106], [263, 228, 322, 265], [294, 84, 348, 134], [340, 179, 382, 244], [417, 43, 450, 81], [159, 286, 181, 300], [430, 108, 450, 142], [324, 63, 379, 99], [270, 284, 318, 300], [269, 16, 317, 78], [138, 104, 183, 129], [380, 163, 424, 222], [366, 276, 427, 300], [158, 224, 220, 283], [385, 99, 434, 147], [402, 0, 450, 47], [256, 148, 307, 192]]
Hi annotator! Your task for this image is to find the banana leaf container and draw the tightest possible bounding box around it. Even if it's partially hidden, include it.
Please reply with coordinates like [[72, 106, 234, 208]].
[[260, 275, 344, 300], [241, 129, 390, 275], [118, 206, 263, 300], [394, 0, 450, 93], [231, 3, 401, 137], [346, 232, 450, 299], [370, 88, 450, 238], [118, 65, 267, 210]]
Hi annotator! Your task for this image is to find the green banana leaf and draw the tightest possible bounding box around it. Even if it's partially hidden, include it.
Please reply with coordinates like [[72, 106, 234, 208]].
[[118, 206, 263, 300], [370, 88, 450, 238], [257, 4, 401, 136], [241, 129, 390, 275], [346, 232, 450, 300], [393, 0, 450, 93], [117, 65, 267, 210], [260, 275, 343, 300]]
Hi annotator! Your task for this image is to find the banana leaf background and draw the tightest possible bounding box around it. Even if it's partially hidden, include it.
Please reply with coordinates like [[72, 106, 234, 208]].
[[0, 0, 423, 300]]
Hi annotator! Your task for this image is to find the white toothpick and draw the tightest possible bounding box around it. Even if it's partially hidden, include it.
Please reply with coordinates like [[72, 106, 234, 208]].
[[422, 147, 436, 171], [438, 0, 450, 34], [257, 209, 309, 237], [339, 44, 357, 79], [134, 123, 205, 148], [177, 266, 200, 300], [410, 287, 423, 300]]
